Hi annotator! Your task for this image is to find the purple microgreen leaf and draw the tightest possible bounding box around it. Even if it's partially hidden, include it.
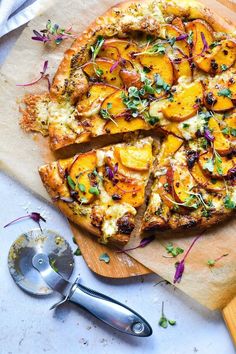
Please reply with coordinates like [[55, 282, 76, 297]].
[[32, 20, 77, 45], [173, 233, 203, 283], [200, 32, 209, 52], [175, 33, 188, 41], [116, 235, 155, 253], [110, 60, 120, 73], [16, 60, 51, 91], [4, 212, 46, 231], [204, 128, 215, 142], [105, 166, 114, 180]]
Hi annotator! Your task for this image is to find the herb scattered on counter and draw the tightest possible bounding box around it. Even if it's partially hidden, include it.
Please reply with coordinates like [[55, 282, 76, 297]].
[[173, 233, 203, 283], [50, 258, 59, 272], [74, 247, 82, 256], [4, 212, 46, 231], [16, 60, 51, 91], [32, 20, 76, 45], [91, 36, 105, 61], [164, 243, 184, 258], [207, 253, 228, 267], [116, 235, 155, 253], [159, 302, 176, 328], [99, 253, 110, 264], [218, 88, 232, 98]]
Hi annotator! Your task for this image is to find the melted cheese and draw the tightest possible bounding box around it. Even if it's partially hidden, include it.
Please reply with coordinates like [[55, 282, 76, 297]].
[[102, 204, 136, 240], [178, 114, 205, 140]]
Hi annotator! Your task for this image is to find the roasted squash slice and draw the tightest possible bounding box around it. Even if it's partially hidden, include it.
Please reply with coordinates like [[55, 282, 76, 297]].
[[69, 151, 97, 203], [77, 84, 118, 115], [171, 17, 185, 32], [100, 90, 126, 116], [190, 162, 225, 191], [115, 143, 153, 171], [199, 151, 234, 178], [225, 114, 236, 140], [162, 81, 203, 121], [185, 19, 214, 56], [158, 134, 183, 166], [139, 53, 174, 93], [82, 58, 123, 88], [208, 117, 231, 155], [196, 40, 236, 74], [103, 173, 145, 207], [104, 116, 148, 134], [98, 39, 138, 61], [159, 122, 183, 138], [204, 86, 234, 112], [172, 166, 195, 204]]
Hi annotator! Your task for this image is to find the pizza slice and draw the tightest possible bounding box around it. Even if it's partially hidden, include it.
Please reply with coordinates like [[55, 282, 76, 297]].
[[142, 132, 236, 233], [39, 137, 154, 245]]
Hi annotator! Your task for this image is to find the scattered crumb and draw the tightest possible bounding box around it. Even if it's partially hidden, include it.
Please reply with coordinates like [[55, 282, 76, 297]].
[[79, 338, 88, 346], [193, 347, 198, 352]]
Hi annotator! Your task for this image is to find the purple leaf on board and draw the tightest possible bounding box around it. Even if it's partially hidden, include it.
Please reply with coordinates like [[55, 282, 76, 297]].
[[116, 235, 155, 253]]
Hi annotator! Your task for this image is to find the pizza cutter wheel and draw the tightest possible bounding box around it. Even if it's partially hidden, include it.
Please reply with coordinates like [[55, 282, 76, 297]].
[[8, 229, 152, 337]]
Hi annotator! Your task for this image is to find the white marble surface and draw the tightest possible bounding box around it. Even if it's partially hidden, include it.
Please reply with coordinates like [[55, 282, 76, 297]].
[[0, 23, 235, 354]]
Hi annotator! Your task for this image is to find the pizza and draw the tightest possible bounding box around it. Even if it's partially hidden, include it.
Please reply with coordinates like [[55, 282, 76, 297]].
[[20, 0, 236, 245], [39, 138, 153, 245]]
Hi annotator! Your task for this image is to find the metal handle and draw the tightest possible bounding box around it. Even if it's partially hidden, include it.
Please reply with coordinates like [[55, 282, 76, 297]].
[[68, 280, 152, 337]]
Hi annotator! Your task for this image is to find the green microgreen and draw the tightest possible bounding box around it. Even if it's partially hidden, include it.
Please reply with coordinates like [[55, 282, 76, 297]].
[[100, 102, 118, 126], [99, 253, 110, 263], [89, 186, 100, 196], [224, 195, 236, 209], [91, 36, 105, 61], [159, 302, 176, 329], [67, 175, 76, 190], [218, 88, 232, 98], [165, 243, 184, 258], [207, 253, 228, 267]]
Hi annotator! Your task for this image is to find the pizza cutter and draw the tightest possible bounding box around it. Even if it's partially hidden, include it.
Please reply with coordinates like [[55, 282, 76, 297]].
[[8, 229, 152, 337]]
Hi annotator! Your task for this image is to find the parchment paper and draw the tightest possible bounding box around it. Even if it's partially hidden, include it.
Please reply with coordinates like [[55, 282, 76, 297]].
[[0, 0, 235, 310]]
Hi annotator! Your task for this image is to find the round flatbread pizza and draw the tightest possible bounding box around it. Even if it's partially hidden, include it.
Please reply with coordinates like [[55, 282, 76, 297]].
[[20, 0, 236, 245]]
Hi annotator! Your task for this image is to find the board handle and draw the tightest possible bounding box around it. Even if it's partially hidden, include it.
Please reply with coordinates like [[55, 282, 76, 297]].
[[222, 297, 236, 345]]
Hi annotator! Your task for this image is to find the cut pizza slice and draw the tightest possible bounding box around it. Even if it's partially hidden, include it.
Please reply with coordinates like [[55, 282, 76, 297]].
[[142, 143, 235, 233], [39, 137, 154, 246]]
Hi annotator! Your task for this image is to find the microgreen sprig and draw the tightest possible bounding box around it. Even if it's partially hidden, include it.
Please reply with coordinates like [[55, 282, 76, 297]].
[[4, 212, 46, 232], [32, 20, 77, 45], [159, 302, 176, 328], [207, 253, 228, 267], [16, 60, 51, 91]]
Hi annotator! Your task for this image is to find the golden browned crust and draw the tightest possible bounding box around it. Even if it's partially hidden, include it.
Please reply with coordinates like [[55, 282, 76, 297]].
[[19, 93, 50, 135]]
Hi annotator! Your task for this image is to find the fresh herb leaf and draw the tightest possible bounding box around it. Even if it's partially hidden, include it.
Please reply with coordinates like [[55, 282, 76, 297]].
[[146, 43, 166, 55], [218, 88, 232, 98], [95, 68, 103, 76], [91, 36, 104, 61], [143, 112, 159, 126], [100, 103, 118, 126], [209, 41, 220, 49], [187, 31, 193, 45], [159, 302, 176, 329], [67, 175, 76, 190], [78, 183, 86, 193], [167, 37, 176, 46], [183, 123, 190, 128], [214, 150, 223, 175], [99, 253, 110, 263], [165, 243, 184, 257], [224, 195, 236, 209], [222, 127, 230, 135], [154, 74, 171, 93], [231, 128, 236, 137], [221, 64, 228, 72], [89, 186, 100, 196], [203, 158, 214, 173], [207, 253, 228, 267], [74, 247, 82, 256]]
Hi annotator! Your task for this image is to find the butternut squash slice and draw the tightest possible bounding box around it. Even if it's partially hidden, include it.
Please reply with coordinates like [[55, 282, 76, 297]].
[[115, 143, 153, 171], [208, 117, 231, 155], [98, 39, 138, 61], [158, 134, 183, 166], [199, 151, 234, 178], [162, 81, 203, 121], [190, 162, 225, 191]]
